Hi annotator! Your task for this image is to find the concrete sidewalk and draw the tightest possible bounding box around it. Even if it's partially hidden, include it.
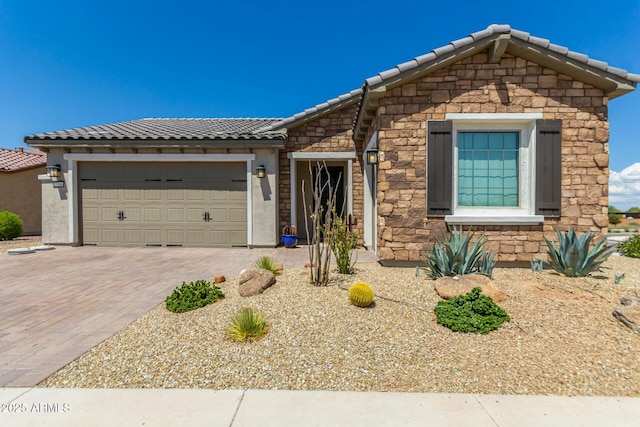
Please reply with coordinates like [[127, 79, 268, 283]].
[[1, 388, 639, 426]]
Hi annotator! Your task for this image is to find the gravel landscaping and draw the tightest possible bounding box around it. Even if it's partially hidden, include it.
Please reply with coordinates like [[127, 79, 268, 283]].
[[0, 236, 42, 253], [40, 254, 640, 396]]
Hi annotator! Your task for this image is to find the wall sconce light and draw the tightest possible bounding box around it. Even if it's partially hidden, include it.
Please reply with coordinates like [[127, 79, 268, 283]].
[[366, 149, 379, 165], [46, 164, 65, 188], [256, 165, 266, 179]]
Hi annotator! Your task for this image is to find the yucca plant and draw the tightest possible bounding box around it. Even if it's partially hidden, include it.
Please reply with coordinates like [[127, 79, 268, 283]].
[[254, 256, 280, 275], [423, 226, 496, 279], [543, 228, 612, 277], [227, 308, 268, 342]]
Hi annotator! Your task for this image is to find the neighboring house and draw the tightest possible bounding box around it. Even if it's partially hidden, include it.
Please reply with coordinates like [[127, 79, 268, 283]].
[[25, 25, 639, 263], [0, 147, 46, 235]]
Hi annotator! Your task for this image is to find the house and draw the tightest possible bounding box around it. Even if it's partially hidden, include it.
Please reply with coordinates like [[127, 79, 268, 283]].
[[0, 147, 46, 235], [25, 24, 639, 263]]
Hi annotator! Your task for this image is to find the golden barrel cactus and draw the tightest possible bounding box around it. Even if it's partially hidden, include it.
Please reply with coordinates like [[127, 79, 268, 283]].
[[348, 282, 374, 307]]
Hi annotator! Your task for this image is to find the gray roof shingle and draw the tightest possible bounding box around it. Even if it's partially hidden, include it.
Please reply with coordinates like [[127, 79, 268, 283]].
[[25, 118, 286, 141]]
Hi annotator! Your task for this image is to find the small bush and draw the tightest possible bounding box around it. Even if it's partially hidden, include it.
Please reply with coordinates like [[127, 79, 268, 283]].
[[348, 282, 374, 307], [618, 235, 640, 259], [608, 213, 623, 225], [0, 211, 23, 241], [327, 214, 358, 274], [227, 308, 268, 342], [254, 256, 280, 275], [434, 287, 510, 334], [165, 280, 224, 313]]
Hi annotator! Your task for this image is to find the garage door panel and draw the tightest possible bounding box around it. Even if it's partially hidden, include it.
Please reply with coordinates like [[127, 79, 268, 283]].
[[80, 162, 248, 247], [144, 208, 162, 222]]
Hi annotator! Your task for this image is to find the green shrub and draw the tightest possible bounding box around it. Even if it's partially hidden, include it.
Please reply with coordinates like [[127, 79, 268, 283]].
[[0, 211, 23, 240], [608, 213, 623, 225], [618, 235, 640, 258], [165, 280, 224, 313], [434, 287, 510, 334], [327, 214, 358, 274], [423, 227, 496, 279], [227, 308, 268, 342], [544, 228, 612, 277], [348, 282, 374, 307], [254, 256, 280, 275]]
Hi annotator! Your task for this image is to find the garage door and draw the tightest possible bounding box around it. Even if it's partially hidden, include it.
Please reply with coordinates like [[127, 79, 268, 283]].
[[79, 162, 247, 247]]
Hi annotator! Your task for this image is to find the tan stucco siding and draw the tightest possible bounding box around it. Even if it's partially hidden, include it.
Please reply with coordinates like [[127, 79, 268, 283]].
[[0, 167, 44, 235]]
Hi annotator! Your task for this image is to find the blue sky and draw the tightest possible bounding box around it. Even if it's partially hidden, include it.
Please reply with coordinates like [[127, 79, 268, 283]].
[[2, 0, 639, 207]]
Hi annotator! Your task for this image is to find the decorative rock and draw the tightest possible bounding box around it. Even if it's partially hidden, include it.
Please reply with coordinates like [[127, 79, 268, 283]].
[[612, 295, 640, 335], [434, 275, 507, 302], [275, 263, 284, 272], [238, 268, 276, 297], [213, 275, 226, 284], [304, 262, 315, 268]]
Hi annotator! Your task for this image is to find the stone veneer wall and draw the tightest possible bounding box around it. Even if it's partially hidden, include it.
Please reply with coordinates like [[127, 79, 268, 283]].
[[370, 52, 609, 262], [279, 104, 365, 232]]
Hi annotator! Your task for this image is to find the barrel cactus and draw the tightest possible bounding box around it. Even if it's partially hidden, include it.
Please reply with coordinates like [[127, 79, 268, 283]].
[[348, 282, 374, 307]]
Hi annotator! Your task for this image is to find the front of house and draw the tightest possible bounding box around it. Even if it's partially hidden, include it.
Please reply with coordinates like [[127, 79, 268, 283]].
[[26, 25, 639, 263]]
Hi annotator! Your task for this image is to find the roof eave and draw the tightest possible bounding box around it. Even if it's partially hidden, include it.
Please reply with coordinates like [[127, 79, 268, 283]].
[[25, 137, 287, 150]]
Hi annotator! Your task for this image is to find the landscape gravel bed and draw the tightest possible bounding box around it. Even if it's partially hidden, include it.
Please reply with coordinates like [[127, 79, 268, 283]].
[[40, 255, 640, 396]]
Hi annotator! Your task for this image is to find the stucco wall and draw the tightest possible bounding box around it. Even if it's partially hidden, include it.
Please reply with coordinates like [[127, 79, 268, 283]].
[[0, 167, 44, 235], [372, 52, 609, 262]]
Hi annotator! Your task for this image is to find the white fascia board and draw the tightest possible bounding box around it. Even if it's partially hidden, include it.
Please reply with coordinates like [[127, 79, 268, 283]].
[[445, 215, 544, 225], [287, 152, 356, 160], [63, 153, 256, 162], [445, 113, 543, 122]]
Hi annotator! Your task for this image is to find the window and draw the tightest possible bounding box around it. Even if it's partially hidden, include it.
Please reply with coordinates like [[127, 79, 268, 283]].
[[458, 131, 519, 207], [427, 114, 561, 224]]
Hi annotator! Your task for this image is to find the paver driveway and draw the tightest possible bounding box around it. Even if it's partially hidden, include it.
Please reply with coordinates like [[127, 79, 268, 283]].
[[0, 245, 378, 387]]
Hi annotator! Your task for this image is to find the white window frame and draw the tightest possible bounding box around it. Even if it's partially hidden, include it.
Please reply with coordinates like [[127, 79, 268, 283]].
[[444, 113, 544, 225]]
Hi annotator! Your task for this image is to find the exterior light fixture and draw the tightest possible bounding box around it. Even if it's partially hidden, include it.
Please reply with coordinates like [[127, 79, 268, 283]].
[[46, 164, 61, 180], [256, 165, 266, 179], [46, 164, 65, 188], [366, 149, 379, 165]]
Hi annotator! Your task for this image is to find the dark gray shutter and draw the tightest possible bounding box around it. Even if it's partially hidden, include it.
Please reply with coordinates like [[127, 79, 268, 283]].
[[535, 119, 562, 217], [427, 120, 453, 216]]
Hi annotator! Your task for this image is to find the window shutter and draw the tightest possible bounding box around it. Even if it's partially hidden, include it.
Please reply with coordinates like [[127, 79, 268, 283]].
[[535, 119, 562, 217], [427, 120, 453, 216]]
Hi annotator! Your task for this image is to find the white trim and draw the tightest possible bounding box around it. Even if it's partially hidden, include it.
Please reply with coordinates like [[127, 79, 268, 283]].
[[287, 152, 356, 160], [64, 153, 256, 247], [289, 158, 296, 227], [446, 113, 543, 122], [445, 215, 544, 225], [363, 132, 378, 250], [347, 160, 353, 216], [444, 114, 540, 221], [64, 153, 255, 162], [246, 161, 253, 246]]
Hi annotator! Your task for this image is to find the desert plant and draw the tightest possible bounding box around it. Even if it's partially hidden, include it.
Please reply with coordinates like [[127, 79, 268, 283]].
[[165, 280, 224, 313], [434, 287, 510, 334], [227, 308, 268, 342], [302, 162, 341, 286], [348, 282, 374, 307], [254, 256, 280, 275], [531, 259, 545, 272], [543, 228, 612, 277], [423, 226, 496, 279], [327, 213, 358, 274], [614, 272, 625, 284], [618, 235, 640, 258], [0, 211, 23, 241]]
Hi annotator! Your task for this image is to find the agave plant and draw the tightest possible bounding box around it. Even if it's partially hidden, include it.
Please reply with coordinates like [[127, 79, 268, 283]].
[[423, 226, 496, 279], [227, 308, 268, 342], [543, 228, 612, 277]]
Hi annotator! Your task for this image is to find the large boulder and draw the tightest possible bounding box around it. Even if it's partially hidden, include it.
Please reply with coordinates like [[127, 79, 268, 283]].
[[434, 274, 507, 302], [613, 295, 640, 335], [238, 268, 276, 297]]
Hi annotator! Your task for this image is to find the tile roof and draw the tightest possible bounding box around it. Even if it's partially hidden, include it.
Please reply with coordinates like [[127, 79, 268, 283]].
[[363, 24, 640, 89], [255, 89, 363, 132], [25, 118, 286, 141], [0, 148, 46, 172], [353, 24, 640, 142]]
